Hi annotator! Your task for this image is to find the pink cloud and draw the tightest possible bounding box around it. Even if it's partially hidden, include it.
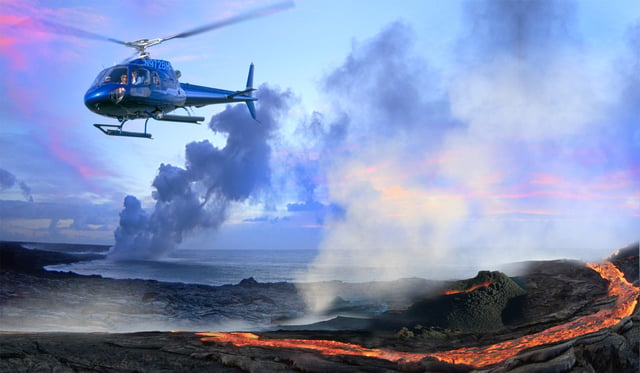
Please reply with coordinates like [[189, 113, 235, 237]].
[[485, 208, 557, 216], [530, 173, 563, 186], [45, 126, 114, 181]]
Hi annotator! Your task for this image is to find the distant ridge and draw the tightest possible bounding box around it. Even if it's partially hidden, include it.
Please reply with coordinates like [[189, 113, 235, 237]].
[[9, 241, 110, 253], [0, 241, 106, 273]]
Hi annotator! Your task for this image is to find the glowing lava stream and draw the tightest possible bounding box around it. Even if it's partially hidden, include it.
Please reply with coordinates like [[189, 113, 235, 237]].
[[442, 280, 493, 295], [198, 262, 639, 368]]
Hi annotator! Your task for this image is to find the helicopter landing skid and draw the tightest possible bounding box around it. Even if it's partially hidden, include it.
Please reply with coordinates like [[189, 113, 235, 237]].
[[93, 124, 152, 139]]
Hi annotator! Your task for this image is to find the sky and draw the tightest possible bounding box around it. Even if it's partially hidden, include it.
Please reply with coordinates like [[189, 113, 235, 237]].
[[0, 0, 638, 271]]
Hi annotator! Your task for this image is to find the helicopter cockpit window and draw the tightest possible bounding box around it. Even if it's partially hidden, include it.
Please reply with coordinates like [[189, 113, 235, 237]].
[[95, 67, 129, 86], [132, 68, 150, 85], [91, 70, 108, 87]]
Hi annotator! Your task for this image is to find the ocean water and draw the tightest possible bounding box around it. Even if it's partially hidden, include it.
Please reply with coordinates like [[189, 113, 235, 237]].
[[46, 249, 320, 286], [45, 247, 484, 286]]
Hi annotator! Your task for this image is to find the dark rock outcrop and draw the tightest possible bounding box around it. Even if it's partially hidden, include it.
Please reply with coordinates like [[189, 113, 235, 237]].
[[0, 241, 105, 274], [401, 270, 526, 332]]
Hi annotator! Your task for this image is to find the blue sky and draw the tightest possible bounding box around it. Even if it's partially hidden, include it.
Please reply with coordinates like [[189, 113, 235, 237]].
[[0, 0, 638, 266]]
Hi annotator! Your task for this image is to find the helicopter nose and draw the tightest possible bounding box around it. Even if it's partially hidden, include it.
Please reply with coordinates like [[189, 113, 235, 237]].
[[84, 86, 125, 112], [84, 88, 108, 112]]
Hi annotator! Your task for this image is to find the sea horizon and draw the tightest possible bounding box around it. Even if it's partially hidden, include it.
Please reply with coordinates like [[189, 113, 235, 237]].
[[14, 240, 618, 287]]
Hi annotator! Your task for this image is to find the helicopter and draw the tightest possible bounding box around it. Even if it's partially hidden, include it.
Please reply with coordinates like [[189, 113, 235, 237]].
[[30, 2, 292, 139]]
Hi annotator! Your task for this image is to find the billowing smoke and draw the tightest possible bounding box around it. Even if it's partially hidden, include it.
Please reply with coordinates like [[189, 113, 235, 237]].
[[0, 167, 33, 202], [109, 85, 292, 260], [297, 1, 639, 312]]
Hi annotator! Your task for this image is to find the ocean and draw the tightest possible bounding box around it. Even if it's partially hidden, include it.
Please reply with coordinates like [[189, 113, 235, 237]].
[[43, 246, 486, 286], [45, 249, 321, 286]]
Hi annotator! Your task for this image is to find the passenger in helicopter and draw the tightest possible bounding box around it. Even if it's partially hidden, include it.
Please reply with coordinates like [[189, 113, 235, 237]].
[[132, 69, 150, 85], [132, 70, 141, 85]]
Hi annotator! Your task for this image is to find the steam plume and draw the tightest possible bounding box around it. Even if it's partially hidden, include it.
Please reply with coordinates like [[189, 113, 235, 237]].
[[109, 85, 291, 260], [297, 1, 639, 312], [0, 167, 33, 202]]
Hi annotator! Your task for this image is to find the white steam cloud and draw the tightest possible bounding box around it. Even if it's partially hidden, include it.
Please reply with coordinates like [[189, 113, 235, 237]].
[[296, 1, 639, 312]]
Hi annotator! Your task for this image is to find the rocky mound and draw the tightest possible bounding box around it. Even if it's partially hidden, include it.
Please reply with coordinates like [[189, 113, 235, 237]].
[[401, 270, 526, 332]]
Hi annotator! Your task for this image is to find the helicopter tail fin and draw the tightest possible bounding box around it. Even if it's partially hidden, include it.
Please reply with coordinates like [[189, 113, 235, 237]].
[[246, 63, 254, 92], [245, 63, 257, 121]]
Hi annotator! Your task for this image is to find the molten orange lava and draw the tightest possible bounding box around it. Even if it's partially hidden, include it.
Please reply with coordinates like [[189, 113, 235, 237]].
[[442, 280, 493, 295], [199, 261, 638, 368], [198, 331, 429, 362]]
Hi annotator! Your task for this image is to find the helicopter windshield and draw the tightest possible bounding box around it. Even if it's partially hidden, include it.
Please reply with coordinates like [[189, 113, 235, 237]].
[[92, 66, 130, 87]]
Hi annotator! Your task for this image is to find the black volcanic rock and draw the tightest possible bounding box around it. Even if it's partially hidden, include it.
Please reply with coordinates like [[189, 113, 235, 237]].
[[0, 243, 307, 331], [0, 242, 104, 273], [501, 259, 610, 330], [385, 271, 526, 332], [0, 332, 242, 372], [238, 277, 259, 287]]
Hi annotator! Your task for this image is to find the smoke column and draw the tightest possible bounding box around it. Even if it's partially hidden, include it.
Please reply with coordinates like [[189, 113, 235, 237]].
[[0, 167, 33, 202], [109, 86, 292, 260], [296, 1, 639, 312]]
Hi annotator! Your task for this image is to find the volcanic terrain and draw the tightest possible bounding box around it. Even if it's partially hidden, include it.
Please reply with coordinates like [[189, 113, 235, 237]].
[[1, 241, 638, 372]]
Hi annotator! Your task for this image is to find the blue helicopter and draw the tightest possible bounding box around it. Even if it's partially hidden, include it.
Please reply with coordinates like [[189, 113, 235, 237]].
[[86, 57, 257, 139], [35, 2, 292, 139]]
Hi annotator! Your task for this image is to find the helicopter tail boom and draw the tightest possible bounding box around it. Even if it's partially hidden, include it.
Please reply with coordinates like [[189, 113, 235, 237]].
[[181, 63, 258, 120]]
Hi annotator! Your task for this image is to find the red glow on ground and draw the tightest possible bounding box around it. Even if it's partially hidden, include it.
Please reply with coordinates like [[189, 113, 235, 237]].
[[441, 280, 493, 295], [199, 261, 639, 369]]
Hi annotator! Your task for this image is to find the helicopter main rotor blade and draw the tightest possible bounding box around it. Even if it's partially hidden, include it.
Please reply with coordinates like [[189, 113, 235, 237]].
[[13, 1, 293, 57], [23, 17, 129, 47], [160, 1, 294, 43]]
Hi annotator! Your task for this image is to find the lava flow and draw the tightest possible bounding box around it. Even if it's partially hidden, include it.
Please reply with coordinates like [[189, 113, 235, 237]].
[[441, 280, 493, 295], [198, 261, 639, 369]]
